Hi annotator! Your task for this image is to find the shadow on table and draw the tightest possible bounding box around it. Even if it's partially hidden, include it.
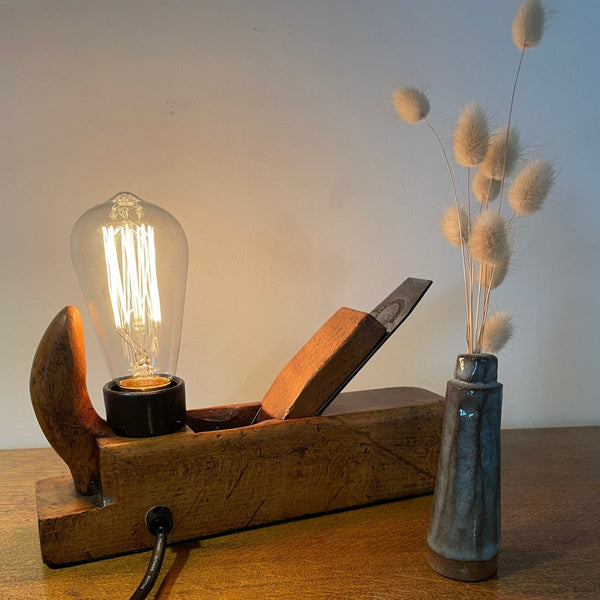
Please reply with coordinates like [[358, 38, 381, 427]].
[[156, 541, 200, 597], [498, 545, 558, 578]]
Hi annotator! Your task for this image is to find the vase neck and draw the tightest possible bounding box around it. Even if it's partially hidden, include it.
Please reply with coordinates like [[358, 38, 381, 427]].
[[454, 354, 498, 384]]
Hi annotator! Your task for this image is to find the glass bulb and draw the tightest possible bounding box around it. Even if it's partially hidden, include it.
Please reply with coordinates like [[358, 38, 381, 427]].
[[70, 192, 188, 392]]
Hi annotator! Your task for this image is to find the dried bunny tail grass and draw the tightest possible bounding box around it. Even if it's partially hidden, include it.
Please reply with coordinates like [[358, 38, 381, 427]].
[[472, 169, 502, 203], [392, 87, 430, 123], [453, 102, 490, 167], [479, 127, 521, 180], [441, 205, 469, 247], [482, 311, 514, 353], [512, 0, 546, 51], [469, 210, 510, 266], [508, 159, 555, 215], [478, 258, 509, 289]]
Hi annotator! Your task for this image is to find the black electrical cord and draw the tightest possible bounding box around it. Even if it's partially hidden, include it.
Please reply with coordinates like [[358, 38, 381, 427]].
[[129, 506, 173, 600]]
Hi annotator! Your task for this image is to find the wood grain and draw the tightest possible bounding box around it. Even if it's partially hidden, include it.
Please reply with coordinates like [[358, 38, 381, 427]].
[[35, 387, 444, 565], [1, 427, 598, 599], [256, 307, 387, 421], [29, 306, 112, 496], [186, 402, 261, 431]]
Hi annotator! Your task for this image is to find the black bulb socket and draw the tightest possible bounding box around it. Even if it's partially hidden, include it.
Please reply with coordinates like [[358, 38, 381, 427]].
[[103, 376, 186, 438]]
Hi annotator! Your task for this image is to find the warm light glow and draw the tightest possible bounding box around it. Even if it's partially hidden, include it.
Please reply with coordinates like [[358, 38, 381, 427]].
[[102, 222, 163, 386], [71, 191, 188, 394]]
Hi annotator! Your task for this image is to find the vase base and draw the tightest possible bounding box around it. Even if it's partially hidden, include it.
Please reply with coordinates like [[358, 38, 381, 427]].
[[427, 547, 498, 582]]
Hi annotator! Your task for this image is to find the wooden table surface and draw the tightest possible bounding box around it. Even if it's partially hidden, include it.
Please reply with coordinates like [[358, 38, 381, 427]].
[[1, 427, 598, 599]]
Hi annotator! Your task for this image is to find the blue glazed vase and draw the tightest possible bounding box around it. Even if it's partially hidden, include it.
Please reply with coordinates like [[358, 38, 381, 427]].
[[427, 353, 502, 581]]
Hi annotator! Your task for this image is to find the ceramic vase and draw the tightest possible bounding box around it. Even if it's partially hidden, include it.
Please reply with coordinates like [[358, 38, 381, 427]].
[[427, 353, 502, 581]]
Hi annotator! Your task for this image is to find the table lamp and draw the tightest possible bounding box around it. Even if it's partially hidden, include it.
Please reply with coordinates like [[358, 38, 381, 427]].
[[31, 201, 441, 572]]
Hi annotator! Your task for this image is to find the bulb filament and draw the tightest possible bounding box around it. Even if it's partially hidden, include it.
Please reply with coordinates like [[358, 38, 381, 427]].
[[102, 222, 165, 389]]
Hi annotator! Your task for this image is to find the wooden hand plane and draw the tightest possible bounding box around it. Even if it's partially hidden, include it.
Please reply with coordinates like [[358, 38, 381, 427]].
[[30, 278, 443, 565]]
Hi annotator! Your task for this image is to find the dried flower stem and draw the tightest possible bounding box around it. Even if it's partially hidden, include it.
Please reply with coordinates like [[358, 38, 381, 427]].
[[425, 117, 474, 350], [474, 37, 527, 352], [474, 271, 483, 350], [476, 276, 495, 351], [473, 44, 525, 352], [466, 167, 476, 350], [498, 47, 526, 213]]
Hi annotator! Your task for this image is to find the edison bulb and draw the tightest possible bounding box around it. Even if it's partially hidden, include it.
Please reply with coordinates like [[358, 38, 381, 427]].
[[70, 192, 188, 436]]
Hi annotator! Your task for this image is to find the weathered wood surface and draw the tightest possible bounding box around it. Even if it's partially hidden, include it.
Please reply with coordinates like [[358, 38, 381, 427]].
[[185, 387, 443, 431], [3, 428, 599, 599], [256, 307, 387, 421], [36, 387, 443, 565], [186, 402, 261, 431], [29, 306, 112, 496]]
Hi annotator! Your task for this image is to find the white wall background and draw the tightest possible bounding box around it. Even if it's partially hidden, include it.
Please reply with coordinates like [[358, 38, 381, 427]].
[[1, 0, 598, 449]]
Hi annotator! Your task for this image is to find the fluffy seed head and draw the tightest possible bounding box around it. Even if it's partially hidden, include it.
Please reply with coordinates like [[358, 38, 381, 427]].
[[508, 159, 555, 215], [469, 210, 510, 266], [472, 169, 502, 204], [453, 102, 490, 167], [441, 205, 469, 247], [482, 311, 514, 353], [392, 87, 430, 123], [480, 127, 521, 180], [478, 259, 509, 289], [512, 0, 546, 51]]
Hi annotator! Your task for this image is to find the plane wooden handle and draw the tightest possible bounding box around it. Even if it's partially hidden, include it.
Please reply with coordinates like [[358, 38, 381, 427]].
[[256, 308, 387, 421], [30, 306, 112, 496]]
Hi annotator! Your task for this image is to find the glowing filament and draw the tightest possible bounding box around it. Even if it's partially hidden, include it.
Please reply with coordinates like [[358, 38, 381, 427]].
[[102, 223, 162, 383]]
